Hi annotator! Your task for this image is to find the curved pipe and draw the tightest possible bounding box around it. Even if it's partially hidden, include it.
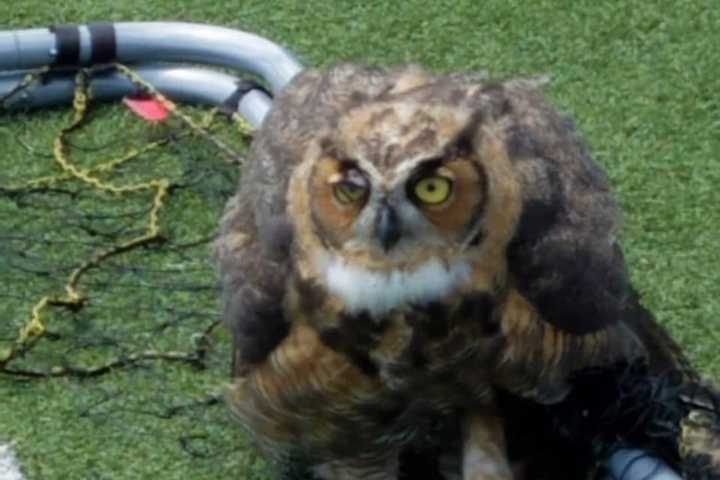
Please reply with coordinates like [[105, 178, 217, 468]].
[[0, 65, 272, 128], [605, 448, 682, 480], [0, 22, 303, 93]]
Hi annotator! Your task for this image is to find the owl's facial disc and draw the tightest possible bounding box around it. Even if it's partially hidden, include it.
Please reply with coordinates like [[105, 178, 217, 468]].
[[301, 99, 489, 279], [307, 151, 485, 269], [304, 158, 469, 314]]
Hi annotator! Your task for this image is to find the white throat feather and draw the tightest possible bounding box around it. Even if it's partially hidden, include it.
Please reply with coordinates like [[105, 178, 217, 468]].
[[315, 254, 471, 317]]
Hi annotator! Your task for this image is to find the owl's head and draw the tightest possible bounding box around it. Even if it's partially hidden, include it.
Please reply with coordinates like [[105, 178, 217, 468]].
[[305, 103, 514, 252], [277, 64, 623, 326]]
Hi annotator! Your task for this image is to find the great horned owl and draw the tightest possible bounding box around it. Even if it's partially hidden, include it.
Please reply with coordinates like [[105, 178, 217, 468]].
[[215, 64, 720, 480]]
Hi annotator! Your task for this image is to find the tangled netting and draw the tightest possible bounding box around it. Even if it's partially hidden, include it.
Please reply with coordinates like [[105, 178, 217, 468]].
[[0, 66, 250, 379]]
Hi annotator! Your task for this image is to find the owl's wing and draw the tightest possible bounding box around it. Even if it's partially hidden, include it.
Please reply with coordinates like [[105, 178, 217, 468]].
[[213, 76, 313, 375], [213, 68, 329, 376], [487, 80, 719, 478], [493, 78, 690, 377], [214, 192, 293, 376]]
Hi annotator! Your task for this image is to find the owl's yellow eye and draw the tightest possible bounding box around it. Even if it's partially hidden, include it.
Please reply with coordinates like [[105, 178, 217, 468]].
[[413, 176, 453, 205], [333, 182, 367, 205]]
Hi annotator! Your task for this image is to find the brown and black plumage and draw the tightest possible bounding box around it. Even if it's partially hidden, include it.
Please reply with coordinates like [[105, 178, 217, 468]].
[[214, 64, 720, 479]]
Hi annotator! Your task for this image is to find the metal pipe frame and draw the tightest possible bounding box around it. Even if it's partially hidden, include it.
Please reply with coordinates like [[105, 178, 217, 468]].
[[0, 65, 272, 128], [0, 22, 302, 93]]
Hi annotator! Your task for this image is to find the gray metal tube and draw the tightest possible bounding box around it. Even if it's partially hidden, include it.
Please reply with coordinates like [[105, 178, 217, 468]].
[[0, 65, 272, 128], [605, 448, 683, 480], [238, 90, 271, 128], [0, 29, 53, 70], [0, 22, 303, 93]]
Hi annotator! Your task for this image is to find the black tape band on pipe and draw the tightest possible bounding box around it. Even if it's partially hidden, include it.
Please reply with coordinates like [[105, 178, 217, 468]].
[[88, 23, 117, 64], [221, 79, 272, 113], [50, 24, 81, 66]]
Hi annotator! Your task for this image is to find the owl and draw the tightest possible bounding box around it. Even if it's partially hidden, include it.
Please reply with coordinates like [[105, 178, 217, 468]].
[[214, 64, 720, 480]]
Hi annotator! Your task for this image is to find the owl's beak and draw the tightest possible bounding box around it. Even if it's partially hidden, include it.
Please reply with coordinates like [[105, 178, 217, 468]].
[[375, 202, 401, 252]]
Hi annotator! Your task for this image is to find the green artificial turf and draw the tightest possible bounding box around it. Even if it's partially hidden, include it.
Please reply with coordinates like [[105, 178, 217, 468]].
[[0, 1, 718, 479]]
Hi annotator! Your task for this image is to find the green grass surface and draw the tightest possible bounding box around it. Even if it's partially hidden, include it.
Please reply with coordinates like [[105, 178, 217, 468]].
[[1, 1, 719, 479]]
